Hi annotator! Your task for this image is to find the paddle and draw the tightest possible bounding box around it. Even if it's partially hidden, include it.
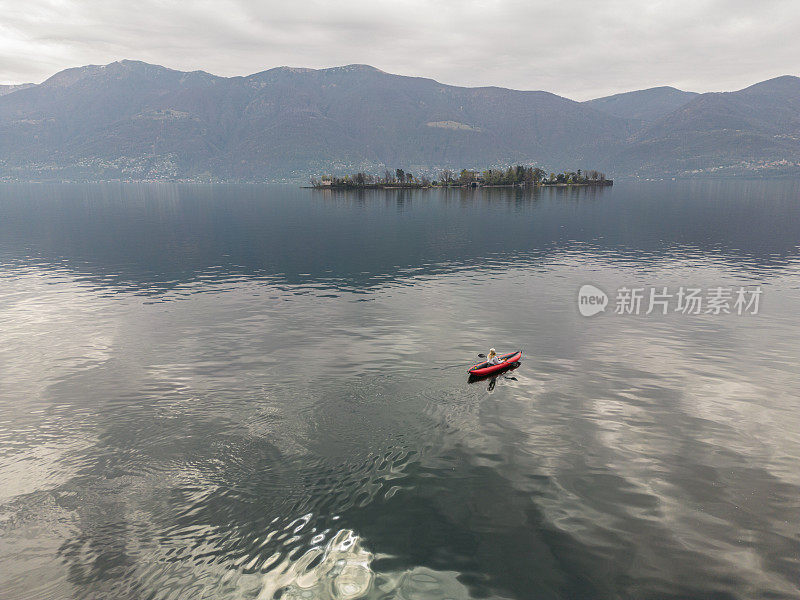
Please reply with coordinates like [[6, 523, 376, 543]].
[[477, 352, 505, 361]]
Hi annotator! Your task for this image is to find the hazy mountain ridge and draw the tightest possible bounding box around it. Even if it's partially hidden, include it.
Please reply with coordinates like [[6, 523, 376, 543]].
[[611, 75, 800, 177], [583, 86, 699, 123], [0, 61, 798, 181], [0, 83, 35, 96]]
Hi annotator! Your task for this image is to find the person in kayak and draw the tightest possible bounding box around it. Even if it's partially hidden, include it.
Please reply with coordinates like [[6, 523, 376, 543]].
[[487, 348, 503, 365]]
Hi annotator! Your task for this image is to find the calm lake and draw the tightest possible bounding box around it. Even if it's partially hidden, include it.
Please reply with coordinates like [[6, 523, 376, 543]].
[[1, 182, 799, 600]]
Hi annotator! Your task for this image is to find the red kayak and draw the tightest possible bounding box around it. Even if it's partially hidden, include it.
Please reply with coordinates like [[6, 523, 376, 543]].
[[468, 350, 522, 377]]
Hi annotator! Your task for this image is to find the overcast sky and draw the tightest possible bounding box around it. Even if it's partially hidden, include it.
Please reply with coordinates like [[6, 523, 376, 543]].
[[1, 0, 798, 100]]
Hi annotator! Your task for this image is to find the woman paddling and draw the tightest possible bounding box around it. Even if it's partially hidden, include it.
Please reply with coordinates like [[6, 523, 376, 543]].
[[487, 348, 503, 365]]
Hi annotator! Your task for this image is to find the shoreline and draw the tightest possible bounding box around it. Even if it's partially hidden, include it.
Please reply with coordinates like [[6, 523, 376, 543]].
[[308, 181, 614, 190]]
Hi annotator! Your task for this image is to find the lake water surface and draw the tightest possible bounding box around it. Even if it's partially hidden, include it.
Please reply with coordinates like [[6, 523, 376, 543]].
[[1, 182, 799, 600]]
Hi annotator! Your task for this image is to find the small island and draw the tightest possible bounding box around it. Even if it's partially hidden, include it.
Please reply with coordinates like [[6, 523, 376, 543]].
[[310, 166, 612, 189]]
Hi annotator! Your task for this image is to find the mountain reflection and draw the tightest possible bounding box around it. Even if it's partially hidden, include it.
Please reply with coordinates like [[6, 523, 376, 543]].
[[1, 182, 798, 297]]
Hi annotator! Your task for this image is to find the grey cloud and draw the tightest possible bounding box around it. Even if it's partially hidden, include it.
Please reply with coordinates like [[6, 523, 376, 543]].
[[0, 0, 798, 99]]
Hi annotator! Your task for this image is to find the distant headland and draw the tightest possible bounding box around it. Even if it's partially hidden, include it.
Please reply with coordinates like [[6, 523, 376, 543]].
[[310, 167, 612, 189]]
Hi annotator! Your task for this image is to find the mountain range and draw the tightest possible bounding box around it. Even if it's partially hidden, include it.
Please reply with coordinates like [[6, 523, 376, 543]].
[[0, 83, 35, 97], [1, 60, 798, 181]]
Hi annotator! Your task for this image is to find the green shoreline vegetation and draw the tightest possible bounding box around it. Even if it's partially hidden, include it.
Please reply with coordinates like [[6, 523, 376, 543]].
[[310, 166, 611, 189]]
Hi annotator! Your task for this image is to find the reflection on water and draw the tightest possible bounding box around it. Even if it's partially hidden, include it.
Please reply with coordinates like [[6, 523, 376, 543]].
[[256, 529, 373, 599], [0, 182, 799, 600]]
